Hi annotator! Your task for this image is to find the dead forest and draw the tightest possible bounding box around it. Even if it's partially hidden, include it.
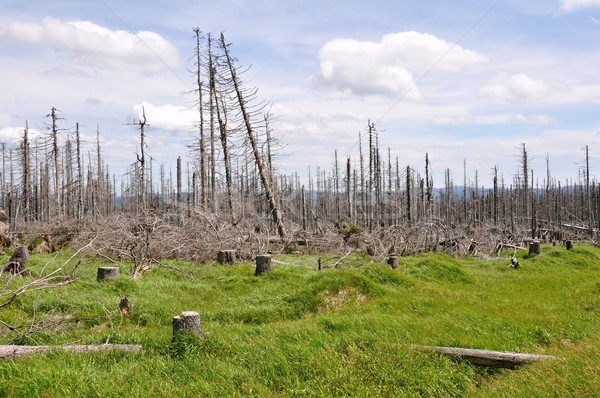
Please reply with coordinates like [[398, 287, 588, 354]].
[[1, 31, 599, 270]]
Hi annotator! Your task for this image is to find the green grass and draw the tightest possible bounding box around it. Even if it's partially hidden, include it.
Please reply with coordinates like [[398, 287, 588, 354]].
[[1, 244, 600, 396]]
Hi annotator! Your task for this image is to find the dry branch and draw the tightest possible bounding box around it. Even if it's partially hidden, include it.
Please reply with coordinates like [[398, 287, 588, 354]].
[[0, 344, 142, 360]]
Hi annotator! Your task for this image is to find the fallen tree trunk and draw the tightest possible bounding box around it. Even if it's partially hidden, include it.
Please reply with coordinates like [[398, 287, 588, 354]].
[[0, 344, 142, 360], [415, 345, 558, 369]]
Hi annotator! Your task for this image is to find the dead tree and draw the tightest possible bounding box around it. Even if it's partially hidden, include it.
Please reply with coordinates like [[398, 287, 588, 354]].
[[48, 107, 62, 220], [20, 122, 31, 222], [134, 107, 148, 208], [192, 27, 208, 208], [219, 32, 286, 239]]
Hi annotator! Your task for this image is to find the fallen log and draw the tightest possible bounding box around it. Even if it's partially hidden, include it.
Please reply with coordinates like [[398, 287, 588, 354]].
[[415, 345, 558, 369], [0, 344, 142, 360]]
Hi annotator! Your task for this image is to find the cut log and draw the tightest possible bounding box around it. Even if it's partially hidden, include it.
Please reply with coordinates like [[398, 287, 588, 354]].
[[172, 311, 203, 340], [0, 344, 142, 360], [97, 266, 120, 282], [387, 255, 399, 269], [415, 345, 558, 369], [217, 250, 236, 265], [254, 255, 272, 276]]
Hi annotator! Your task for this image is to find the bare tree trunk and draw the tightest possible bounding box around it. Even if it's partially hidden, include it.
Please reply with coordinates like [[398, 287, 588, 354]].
[[136, 108, 148, 209], [219, 33, 286, 239], [193, 28, 208, 209], [214, 89, 234, 219], [21, 122, 30, 221], [346, 157, 352, 222], [208, 34, 217, 213], [96, 126, 104, 216], [75, 124, 83, 219], [177, 156, 182, 203], [49, 107, 62, 220]]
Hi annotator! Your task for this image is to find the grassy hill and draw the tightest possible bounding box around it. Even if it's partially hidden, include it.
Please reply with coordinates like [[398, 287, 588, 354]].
[[1, 244, 599, 397]]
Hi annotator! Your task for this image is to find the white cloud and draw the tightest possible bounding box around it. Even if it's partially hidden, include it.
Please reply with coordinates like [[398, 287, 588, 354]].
[[313, 31, 487, 98], [131, 102, 197, 133], [431, 113, 554, 126], [0, 16, 179, 72], [515, 113, 555, 125], [479, 74, 564, 103], [562, 0, 600, 11], [0, 126, 43, 144]]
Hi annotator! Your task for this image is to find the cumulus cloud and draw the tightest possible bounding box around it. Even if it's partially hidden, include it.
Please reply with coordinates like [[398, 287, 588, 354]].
[[313, 31, 487, 98], [131, 102, 197, 133], [0, 16, 179, 71], [0, 126, 43, 144], [479, 74, 564, 103], [562, 0, 600, 11]]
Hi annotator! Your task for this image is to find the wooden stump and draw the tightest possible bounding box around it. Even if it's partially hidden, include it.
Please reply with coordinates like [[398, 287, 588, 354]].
[[2, 246, 31, 276], [528, 240, 541, 256], [255, 255, 272, 276], [97, 266, 120, 282], [217, 250, 237, 265], [565, 240, 573, 250], [172, 311, 203, 340], [387, 255, 399, 269]]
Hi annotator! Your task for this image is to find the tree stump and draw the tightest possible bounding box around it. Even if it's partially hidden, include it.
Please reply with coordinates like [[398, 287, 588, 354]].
[[387, 255, 399, 269], [97, 266, 120, 282], [172, 311, 203, 340], [565, 240, 573, 250], [119, 296, 133, 317], [217, 250, 236, 265], [528, 240, 541, 256], [254, 255, 272, 276], [2, 246, 31, 276]]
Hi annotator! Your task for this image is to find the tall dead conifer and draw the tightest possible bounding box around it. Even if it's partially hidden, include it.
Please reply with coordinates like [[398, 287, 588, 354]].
[[219, 32, 286, 238]]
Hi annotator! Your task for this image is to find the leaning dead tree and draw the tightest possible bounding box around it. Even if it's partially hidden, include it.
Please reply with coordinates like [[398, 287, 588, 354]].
[[219, 32, 286, 239]]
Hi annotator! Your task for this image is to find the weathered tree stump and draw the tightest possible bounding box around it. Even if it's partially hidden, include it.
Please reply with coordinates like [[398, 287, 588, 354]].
[[97, 266, 120, 282], [172, 311, 203, 340], [387, 255, 399, 269], [2, 246, 31, 276], [528, 240, 541, 256], [565, 240, 573, 250], [119, 296, 133, 317], [254, 255, 272, 276], [217, 250, 237, 265]]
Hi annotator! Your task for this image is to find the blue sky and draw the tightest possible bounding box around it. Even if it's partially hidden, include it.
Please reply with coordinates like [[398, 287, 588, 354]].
[[1, 0, 600, 187]]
